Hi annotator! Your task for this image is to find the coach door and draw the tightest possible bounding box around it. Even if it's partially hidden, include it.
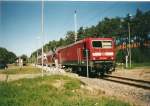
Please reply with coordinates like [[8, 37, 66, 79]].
[[82, 42, 87, 59]]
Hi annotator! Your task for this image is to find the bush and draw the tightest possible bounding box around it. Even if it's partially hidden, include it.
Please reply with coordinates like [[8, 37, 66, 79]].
[[116, 48, 150, 63]]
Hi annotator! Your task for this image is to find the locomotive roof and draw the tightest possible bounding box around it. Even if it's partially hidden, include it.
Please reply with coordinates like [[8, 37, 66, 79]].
[[56, 37, 113, 51]]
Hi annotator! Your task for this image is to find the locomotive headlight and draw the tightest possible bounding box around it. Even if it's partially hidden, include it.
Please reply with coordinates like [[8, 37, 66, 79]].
[[92, 52, 101, 56], [111, 57, 114, 60], [105, 52, 114, 56]]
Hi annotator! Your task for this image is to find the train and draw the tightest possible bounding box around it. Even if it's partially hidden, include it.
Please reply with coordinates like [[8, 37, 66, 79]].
[[38, 37, 116, 76]]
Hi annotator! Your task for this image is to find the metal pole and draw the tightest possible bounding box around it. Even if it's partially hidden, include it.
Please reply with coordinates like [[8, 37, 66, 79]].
[[41, 0, 44, 77], [128, 22, 131, 68], [125, 55, 128, 68], [74, 10, 77, 42], [121, 18, 128, 69], [86, 49, 89, 77]]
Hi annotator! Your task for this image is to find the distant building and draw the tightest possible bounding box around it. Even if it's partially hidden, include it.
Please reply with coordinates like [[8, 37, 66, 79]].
[[16, 57, 23, 66]]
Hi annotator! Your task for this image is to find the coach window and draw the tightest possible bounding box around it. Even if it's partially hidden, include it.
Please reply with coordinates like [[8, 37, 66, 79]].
[[92, 41, 102, 48]]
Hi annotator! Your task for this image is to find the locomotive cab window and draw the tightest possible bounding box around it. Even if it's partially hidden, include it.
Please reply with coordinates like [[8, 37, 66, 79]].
[[92, 41, 112, 48], [102, 41, 112, 48], [92, 41, 102, 48]]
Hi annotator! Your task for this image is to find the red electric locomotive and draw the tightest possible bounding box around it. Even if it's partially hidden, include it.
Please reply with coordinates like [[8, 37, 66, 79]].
[[56, 37, 115, 76]]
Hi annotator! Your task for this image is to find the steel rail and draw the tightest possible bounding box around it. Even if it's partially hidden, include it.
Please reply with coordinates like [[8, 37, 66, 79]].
[[102, 75, 150, 90], [105, 75, 150, 84]]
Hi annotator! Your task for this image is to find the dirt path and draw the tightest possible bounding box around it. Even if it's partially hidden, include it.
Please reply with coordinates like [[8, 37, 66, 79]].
[[0, 66, 66, 82], [0, 73, 42, 82], [0, 72, 75, 82], [113, 67, 150, 81]]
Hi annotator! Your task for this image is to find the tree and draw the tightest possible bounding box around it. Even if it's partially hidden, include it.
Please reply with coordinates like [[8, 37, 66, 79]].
[[21, 54, 28, 61], [65, 31, 75, 44], [0, 47, 17, 64], [78, 27, 85, 40], [7, 52, 17, 63]]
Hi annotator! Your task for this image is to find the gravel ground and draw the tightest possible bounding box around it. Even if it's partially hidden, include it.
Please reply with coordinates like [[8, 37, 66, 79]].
[[79, 77, 150, 106]]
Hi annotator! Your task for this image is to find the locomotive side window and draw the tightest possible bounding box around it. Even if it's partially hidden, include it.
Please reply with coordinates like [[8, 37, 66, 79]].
[[92, 41, 102, 48], [92, 41, 112, 48]]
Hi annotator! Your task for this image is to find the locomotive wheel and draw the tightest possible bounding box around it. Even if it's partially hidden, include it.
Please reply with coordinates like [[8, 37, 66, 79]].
[[76, 67, 81, 75], [73, 66, 82, 76], [97, 69, 105, 78], [89, 72, 96, 78], [89, 69, 96, 78], [72, 66, 78, 73], [80, 67, 86, 77]]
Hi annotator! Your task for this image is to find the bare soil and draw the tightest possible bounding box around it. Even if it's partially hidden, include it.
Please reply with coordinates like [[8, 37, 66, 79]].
[[113, 67, 150, 81]]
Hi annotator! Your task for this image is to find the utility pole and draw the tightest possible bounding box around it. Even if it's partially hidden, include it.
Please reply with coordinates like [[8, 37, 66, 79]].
[[128, 22, 131, 68], [128, 14, 132, 68], [74, 10, 77, 42], [41, 0, 44, 77]]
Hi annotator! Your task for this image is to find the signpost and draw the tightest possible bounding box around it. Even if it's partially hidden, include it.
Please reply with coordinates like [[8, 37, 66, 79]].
[[86, 49, 89, 78]]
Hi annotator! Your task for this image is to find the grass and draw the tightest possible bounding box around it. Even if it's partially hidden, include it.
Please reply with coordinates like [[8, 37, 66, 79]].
[[0, 75, 131, 106], [131, 62, 150, 68], [0, 65, 41, 74]]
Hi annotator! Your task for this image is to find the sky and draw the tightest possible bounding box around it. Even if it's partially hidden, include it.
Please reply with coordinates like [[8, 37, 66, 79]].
[[0, 1, 150, 57]]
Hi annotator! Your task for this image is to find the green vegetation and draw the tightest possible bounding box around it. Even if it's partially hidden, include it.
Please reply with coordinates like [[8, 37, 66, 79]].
[[0, 75, 130, 106], [131, 48, 150, 63], [20, 54, 28, 65], [0, 47, 29, 65], [0, 47, 17, 64], [128, 62, 150, 69], [116, 61, 150, 70], [64, 80, 81, 90], [117, 48, 150, 63], [0, 66, 41, 74]]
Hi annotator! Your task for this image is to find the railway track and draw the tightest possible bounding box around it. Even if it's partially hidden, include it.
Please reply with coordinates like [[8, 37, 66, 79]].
[[103, 75, 150, 90]]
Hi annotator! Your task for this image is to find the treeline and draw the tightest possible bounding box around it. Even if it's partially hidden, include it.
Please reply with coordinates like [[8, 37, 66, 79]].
[[30, 9, 150, 62], [0, 47, 17, 64]]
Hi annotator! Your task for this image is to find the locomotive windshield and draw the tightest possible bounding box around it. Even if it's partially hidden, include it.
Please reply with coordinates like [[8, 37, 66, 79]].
[[92, 40, 112, 48]]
